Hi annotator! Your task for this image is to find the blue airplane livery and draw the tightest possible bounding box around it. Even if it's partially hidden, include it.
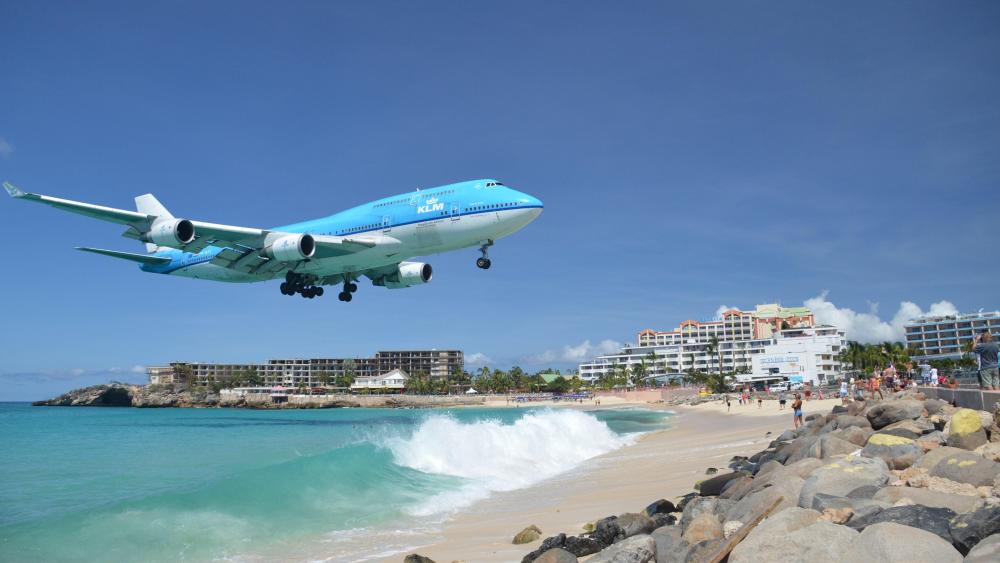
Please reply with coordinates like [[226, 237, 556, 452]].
[[3, 179, 543, 302]]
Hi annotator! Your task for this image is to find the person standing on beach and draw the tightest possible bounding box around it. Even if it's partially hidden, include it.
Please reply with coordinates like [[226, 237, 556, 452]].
[[971, 331, 1000, 391], [839, 380, 849, 404], [779, 392, 787, 410], [725, 395, 731, 412], [792, 393, 803, 429]]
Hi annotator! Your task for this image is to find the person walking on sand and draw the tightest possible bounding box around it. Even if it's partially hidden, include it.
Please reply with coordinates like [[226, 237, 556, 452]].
[[839, 380, 849, 405], [971, 331, 1000, 391], [792, 393, 803, 429], [725, 394, 731, 412], [779, 392, 787, 410], [757, 393, 762, 408]]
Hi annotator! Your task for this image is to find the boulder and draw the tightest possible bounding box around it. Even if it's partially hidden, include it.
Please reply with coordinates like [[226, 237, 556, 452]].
[[873, 485, 980, 513], [650, 527, 683, 563], [777, 429, 797, 442], [924, 398, 947, 415], [831, 404, 848, 414], [847, 400, 867, 416], [616, 513, 656, 539], [830, 425, 873, 447], [975, 443, 1000, 463], [785, 457, 825, 479], [562, 536, 603, 557], [835, 414, 871, 430], [846, 504, 957, 542], [798, 456, 891, 509], [681, 512, 722, 544], [682, 539, 722, 562], [846, 484, 881, 499], [514, 525, 543, 544], [591, 517, 622, 547], [809, 435, 861, 459], [644, 499, 676, 517], [927, 450, 1000, 487], [861, 433, 923, 469], [810, 492, 889, 518], [650, 513, 675, 528], [729, 518, 856, 563], [881, 418, 935, 439], [727, 474, 804, 524], [915, 446, 971, 470], [587, 534, 656, 563], [947, 408, 989, 451], [404, 556, 436, 563], [679, 498, 720, 532], [533, 549, 578, 563], [949, 506, 1000, 555], [718, 476, 755, 501], [842, 521, 962, 562], [917, 431, 946, 452], [698, 472, 745, 497], [964, 533, 1000, 563], [866, 400, 925, 430]]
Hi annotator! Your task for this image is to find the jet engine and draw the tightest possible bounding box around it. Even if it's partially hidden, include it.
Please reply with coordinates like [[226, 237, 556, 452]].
[[146, 218, 195, 247], [378, 261, 433, 289], [264, 233, 316, 262]]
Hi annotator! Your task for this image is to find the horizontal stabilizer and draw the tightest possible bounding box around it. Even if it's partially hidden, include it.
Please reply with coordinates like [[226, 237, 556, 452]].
[[76, 247, 172, 265]]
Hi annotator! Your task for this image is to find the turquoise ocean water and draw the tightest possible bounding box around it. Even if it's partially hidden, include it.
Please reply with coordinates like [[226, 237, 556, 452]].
[[0, 403, 670, 562]]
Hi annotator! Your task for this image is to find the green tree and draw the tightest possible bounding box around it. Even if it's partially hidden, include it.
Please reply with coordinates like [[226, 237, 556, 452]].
[[546, 376, 571, 393]]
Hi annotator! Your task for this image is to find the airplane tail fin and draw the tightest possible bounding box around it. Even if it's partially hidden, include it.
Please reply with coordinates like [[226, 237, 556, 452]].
[[135, 194, 173, 252]]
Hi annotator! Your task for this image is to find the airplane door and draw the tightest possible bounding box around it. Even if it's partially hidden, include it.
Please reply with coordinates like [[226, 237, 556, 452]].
[[382, 215, 391, 232], [450, 203, 460, 221]]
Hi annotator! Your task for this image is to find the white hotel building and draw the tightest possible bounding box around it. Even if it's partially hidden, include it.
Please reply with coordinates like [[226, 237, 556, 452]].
[[904, 310, 1000, 361], [578, 304, 846, 387]]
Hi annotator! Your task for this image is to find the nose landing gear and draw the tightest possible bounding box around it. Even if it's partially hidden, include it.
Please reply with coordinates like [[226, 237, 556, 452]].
[[476, 240, 493, 270]]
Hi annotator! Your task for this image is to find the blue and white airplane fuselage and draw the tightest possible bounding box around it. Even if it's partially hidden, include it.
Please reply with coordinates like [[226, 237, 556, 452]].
[[4, 178, 543, 302]]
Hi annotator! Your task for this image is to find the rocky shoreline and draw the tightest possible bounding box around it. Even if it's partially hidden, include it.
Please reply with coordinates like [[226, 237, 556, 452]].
[[405, 390, 1000, 563], [31, 384, 486, 409]]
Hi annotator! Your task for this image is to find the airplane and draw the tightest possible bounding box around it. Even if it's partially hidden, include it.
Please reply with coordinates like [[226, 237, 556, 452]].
[[3, 179, 543, 302]]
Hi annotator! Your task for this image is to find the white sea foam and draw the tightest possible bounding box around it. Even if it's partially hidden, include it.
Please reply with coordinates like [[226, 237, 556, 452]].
[[384, 409, 633, 516]]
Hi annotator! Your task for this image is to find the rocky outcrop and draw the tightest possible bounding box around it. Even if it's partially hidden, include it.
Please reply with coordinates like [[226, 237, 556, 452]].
[[32, 384, 135, 406]]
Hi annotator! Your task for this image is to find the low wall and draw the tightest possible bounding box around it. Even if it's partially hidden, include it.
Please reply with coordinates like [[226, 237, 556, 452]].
[[918, 386, 1000, 412]]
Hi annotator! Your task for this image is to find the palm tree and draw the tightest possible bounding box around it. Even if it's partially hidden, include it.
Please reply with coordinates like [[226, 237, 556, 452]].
[[704, 336, 720, 375]]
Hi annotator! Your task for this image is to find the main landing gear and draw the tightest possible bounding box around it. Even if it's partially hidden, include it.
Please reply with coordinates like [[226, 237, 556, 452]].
[[338, 276, 358, 302], [280, 272, 325, 299], [476, 240, 493, 270]]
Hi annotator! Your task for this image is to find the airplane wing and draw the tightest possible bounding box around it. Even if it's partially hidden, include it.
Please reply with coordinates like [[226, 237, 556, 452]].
[[4, 181, 400, 276]]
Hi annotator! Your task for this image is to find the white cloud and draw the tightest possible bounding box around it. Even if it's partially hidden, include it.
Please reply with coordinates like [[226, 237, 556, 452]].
[[0, 137, 12, 158], [805, 291, 958, 343], [715, 305, 733, 320], [465, 353, 492, 365], [528, 339, 623, 364]]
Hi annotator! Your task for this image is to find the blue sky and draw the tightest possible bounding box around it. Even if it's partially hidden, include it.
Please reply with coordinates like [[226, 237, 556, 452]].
[[2, 1, 999, 400]]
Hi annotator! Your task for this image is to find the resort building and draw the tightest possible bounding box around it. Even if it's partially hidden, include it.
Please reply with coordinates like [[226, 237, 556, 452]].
[[350, 369, 409, 392], [904, 310, 1000, 361], [146, 349, 463, 388], [580, 303, 819, 384], [744, 326, 847, 386]]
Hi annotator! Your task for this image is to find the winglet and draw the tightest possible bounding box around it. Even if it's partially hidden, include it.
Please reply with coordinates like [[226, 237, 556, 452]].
[[3, 181, 25, 198]]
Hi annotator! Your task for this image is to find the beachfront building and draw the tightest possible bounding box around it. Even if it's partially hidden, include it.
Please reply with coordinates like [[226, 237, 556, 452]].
[[744, 326, 847, 387], [904, 310, 1000, 361], [146, 349, 463, 388], [580, 303, 819, 384], [350, 369, 409, 392]]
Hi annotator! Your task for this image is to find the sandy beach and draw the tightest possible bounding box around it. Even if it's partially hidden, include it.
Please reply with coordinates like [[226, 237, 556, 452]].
[[391, 399, 819, 562]]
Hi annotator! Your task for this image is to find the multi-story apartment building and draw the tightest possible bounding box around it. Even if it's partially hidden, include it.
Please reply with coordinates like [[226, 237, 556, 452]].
[[579, 304, 822, 384], [148, 350, 463, 388], [904, 310, 1000, 360], [745, 326, 846, 386]]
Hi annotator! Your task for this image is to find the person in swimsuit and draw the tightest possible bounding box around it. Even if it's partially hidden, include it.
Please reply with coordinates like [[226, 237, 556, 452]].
[[792, 393, 803, 429]]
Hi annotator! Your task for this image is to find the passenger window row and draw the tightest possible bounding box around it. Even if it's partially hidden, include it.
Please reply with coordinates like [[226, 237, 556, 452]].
[[469, 202, 517, 211]]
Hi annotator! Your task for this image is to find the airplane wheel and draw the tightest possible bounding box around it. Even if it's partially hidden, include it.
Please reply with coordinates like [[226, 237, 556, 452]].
[[347, 283, 358, 292], [339, 291, 353, 302], [315, 287, 324, 297], [301, 289, 312, 298], [476, 258, 491, 269], [280, 282, 293, 295]]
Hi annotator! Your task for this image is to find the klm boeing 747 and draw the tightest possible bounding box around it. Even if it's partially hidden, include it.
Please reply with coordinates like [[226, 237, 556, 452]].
[[3, 179, 543, 302]]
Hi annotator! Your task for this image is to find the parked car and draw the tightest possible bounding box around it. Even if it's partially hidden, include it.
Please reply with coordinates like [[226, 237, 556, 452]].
[[768, 382, 790, 393]]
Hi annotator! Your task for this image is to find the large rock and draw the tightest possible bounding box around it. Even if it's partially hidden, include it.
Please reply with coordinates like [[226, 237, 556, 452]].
[[679, 498, 721, 532], [809, 435, 861, 459], [866, 400, 925, 430], [798, 456, 891, 509], [404, 555, 435, 563], [810, 492, 889, 518], [842, 521, 962, 562], [947, 408, 989, 451], [514, 525, 543, 544], [881, 417, 935, 439], [644, 499, 676, 517], [727, 474, 804, 523], [587, 534, 656, 563], [681, 512, 722, 544], [698, 472, 745, 497], [533, 549, 578, 563], [975, 442, 1000, 463], [616, 513, 656, 539], [927, 450, 1000, 487], [846, 504, 957, 542], [830, 425, 873, 447], [861, 433, 923, 469], [834, 414, 871, 430], [718, 476, 754, 500], [964, 533, 1000, 563], [563, 536, 603, 557], [949, 506, 1000, 555], [785, 457, 825, 479], [872, 486, 980, 513], [915, 446, 972, 470], [729, 518, 857, 563], [650, 527, 683, 563], [924, 398, 947, 415]]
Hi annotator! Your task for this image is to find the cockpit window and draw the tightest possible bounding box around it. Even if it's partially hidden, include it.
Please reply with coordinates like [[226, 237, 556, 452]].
[[484, 181, 505, 187]]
